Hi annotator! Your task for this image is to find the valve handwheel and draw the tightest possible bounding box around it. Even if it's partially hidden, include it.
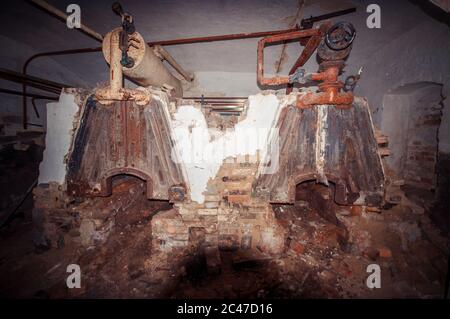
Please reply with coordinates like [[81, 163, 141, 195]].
[[325, 22, 356, 51]]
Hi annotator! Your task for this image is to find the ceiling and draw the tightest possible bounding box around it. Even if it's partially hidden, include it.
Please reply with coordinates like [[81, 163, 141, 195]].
[[0, 0, 441, 93]]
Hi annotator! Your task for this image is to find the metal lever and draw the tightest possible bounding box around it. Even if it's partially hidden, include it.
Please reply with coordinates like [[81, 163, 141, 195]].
[[344, 66, 363, 92], [289, 68, 310, 84], [112, 2, 135, 68]]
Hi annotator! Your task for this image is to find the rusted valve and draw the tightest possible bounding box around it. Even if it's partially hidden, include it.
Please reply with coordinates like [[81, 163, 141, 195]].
[[297, 60, 353, 109], [257, 21, 356, 109], [257, 28, 323, 86]]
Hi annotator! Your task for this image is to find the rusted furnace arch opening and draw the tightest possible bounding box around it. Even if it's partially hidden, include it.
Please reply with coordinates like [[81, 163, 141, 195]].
[[289, 172, 349, 206], [101, 168, 154, 198], [292, 175, 350, 226]]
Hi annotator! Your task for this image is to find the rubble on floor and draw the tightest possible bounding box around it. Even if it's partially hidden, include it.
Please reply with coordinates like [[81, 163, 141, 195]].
[[0, 174, 448, 298]]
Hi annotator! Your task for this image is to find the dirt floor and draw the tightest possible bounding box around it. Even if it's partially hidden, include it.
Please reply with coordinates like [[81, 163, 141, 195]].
[[1, 190, 448, 298], [0, 147, 449, 299]]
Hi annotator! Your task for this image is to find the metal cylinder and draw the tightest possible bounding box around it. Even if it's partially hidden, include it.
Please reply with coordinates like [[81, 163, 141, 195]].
[[102, 28, 182, 97], [109, 30, 123, 93]]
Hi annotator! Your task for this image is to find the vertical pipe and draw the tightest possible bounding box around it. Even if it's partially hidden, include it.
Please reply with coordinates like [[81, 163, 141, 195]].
[[102, 29, 183, 97], [110, 30, 123, 93], [22, 83, 27, 130]]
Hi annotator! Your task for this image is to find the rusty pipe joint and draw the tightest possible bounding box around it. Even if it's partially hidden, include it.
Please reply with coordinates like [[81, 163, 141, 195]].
[[296, 60, 353, 109], [94, 86, 151, 106], [288, 64, 339, 85], [95, 29, 151, 105], [297, 90, 353, 109], [257, 28, 322, 86], [311, 64, 340, 83]]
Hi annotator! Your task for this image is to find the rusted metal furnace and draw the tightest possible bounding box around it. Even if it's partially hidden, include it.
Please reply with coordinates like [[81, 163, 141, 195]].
[[33, 5, 385, 256]]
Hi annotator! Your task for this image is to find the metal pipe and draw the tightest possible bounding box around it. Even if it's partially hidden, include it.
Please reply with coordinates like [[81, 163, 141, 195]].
[[153, 45, 194, 82], [208, 104, 244, 107], [20, 25, 300, 128], [0, 67, 64, 127], [0, 88, 58, 100], [0, 68, 69, 89], [0, 68, 63, 96], [21, 26, 302, 67], [29, 0, 103, 42], [94, 29, 151, 105], [286, 22, 331, 94], [183, 97, 247, 100], [257, 28, 321, 86], [148, 27, 300, 46], [102, 29, 182, 97], [22, 50, 98, 130], [21, 83, 61, 95], [109, 30, 123, 93], [300, 8, 356, 29], [2, 76, 61, 94], [25, 0, 104, 129]]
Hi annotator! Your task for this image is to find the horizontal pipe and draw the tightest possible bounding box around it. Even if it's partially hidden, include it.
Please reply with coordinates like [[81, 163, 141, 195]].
[[206, 103, 245, 107], [192, 101, 246, 105], [257, 28, 321, 86], [183, 96, 247, 100], [189, 101, 246, 105], [20, 25, 299, 128], [0, 88, 58, 100], [22, 50, 92, 131], [301, 8, 356, 27], [29, 0, 103, 42], [21, 26, 303, 63], [0, 68, 69, 88], [149, 27, 301, 46], [1, 74, 62, 94], [20, 26, 300, 128], [26, 0, 105, 129], [214, 110, 243, 113]]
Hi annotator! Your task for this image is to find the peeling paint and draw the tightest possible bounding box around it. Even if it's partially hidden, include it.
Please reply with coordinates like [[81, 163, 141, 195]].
[[167, 93, 284, 204], [315, 104, 328, 185], [38, 92, 80, 185]]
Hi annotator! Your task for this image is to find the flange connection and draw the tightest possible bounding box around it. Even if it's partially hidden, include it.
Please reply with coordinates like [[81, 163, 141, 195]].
[[296, 60, 353, 109]]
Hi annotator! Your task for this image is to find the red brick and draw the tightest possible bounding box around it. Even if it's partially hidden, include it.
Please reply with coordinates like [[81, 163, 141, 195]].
[[290, 241, 305, 255], [378, 247, 392, 258]]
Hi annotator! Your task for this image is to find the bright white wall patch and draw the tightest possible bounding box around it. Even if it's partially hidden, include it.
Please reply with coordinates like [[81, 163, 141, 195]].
[[168, 93, 283, 204], [38, 92, 79, 185]]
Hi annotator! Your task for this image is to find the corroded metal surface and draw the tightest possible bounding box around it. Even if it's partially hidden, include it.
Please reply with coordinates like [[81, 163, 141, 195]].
[[258, 21, 355, 109], [296, 60, 353, 109], [257, 28, 322, 86], [102, 28, 183, 97], [254, 97, 384, 207], [66, 96, 185, 201], [286, 22, 332, 94]]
